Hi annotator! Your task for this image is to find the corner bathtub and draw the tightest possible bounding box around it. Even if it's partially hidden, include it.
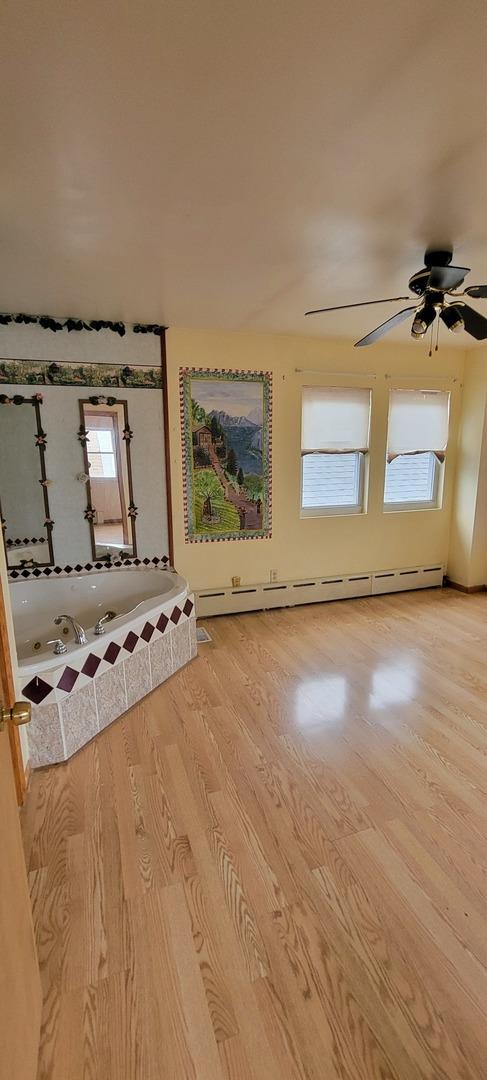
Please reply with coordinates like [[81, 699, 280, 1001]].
[[11, 568, 197, 767]]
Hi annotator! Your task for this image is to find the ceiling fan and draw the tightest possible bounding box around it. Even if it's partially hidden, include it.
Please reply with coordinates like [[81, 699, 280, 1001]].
[[305, 249, 487, 347]]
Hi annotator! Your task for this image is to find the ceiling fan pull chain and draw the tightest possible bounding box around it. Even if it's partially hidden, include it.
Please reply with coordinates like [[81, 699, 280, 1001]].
[[435, 317, 440, 352], [428, 321, 434, 358]]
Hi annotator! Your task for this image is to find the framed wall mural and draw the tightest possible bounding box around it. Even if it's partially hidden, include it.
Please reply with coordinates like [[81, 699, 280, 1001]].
[[180, 368, 272, 542]]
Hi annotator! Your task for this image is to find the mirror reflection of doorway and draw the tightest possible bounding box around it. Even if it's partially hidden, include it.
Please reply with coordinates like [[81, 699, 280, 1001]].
[[80, 400, 137, 559]]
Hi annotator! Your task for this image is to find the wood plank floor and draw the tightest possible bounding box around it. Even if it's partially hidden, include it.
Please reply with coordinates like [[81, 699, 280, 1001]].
[[22, 586, 487, 1079]]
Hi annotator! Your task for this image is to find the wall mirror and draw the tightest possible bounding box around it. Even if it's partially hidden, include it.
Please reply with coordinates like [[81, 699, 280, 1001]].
[[0, 394, 55, 567], [79, 398, 137, 559]]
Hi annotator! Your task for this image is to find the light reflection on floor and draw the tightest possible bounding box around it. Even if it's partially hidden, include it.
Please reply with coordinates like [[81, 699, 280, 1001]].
[[292, 656, 420, 727], [294, 675, 347, 725], [368, 658, 418, 709]]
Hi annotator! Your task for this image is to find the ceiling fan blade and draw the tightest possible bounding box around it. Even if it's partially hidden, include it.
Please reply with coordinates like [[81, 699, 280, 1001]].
[[464, 285, 487, 299], [456, 302, 487, 340], [304, 296, 410, 316], [428, 264, 470, 291], [354, 306, 417, 347]]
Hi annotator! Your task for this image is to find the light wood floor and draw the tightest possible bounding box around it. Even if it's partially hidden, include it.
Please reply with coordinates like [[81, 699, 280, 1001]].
[[22, 587, 487, 1079]]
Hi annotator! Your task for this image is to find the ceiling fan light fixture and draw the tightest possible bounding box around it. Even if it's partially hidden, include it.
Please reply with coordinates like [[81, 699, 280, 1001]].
[[411, 303, 436, 339], [411, 318, 427, 339], [440, 305, 464, 333]]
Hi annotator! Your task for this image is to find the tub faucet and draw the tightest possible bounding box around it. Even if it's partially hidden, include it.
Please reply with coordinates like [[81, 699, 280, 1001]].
[[94, 610, 116, 635], [54, 614, 87, 645]]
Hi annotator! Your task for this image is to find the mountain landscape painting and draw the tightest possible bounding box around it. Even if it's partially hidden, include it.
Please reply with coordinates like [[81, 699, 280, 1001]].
[[180, 368, 272, 542]]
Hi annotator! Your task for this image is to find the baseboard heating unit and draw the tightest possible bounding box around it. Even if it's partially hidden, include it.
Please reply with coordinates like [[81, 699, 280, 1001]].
[[194, 564, 444, 618]]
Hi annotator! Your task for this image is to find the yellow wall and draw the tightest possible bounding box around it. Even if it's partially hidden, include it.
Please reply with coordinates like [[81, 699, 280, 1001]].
[[166, 328, 465, 591], [448, 348, 487, 588]]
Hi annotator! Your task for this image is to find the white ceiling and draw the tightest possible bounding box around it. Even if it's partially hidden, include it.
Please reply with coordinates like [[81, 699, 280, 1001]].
[[2, 0, 487, 344]]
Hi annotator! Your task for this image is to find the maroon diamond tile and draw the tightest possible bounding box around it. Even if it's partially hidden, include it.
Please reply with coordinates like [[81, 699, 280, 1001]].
[[183, 598, 194, 617], [170, 606, 182, 624], [57, 667, 79, 693], [82, 653, 102, 678], [104, 641, 121, 664], [123, 630, 138, 653], [140, 621, 155, 642], [156, 612, 169, 633], [22, 677, 53, 705]]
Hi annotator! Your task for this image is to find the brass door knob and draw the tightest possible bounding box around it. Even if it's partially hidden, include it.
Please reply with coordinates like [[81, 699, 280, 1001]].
[[0, 700, 32, 733]]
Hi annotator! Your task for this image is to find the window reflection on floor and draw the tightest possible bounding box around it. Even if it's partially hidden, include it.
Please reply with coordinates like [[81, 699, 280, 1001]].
[[369, 659, 418, 709], [294, 675, 347, 725]]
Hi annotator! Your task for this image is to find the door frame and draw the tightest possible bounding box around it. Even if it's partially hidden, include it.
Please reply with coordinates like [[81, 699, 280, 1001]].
[[0, 554, 27, 803]]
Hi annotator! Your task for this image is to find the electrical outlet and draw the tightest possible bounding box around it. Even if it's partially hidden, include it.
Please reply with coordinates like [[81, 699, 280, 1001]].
[[232, 575, 241, 588], [270, 569, 278, 583]]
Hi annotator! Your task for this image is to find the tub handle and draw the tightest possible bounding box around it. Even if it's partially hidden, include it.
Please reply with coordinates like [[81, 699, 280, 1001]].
[[94, 610, 117, 635], [47, 638, 68, 655]]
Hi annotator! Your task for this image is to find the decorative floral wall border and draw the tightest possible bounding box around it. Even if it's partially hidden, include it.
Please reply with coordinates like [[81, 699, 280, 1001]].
[[0, 312, 164, 337], [0, 359, 163, 389], [179, 366, 272, 543]]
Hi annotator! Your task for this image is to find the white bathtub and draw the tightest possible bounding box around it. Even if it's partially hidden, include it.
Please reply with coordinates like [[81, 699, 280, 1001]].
[[11, 568, 197, 767], [11, 568, 187, 670]]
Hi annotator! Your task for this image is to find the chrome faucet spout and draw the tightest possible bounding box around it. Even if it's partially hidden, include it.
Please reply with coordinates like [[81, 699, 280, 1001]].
[[54, 614, 87, 646]]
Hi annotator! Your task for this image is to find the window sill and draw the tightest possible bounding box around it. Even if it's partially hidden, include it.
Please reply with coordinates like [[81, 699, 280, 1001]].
[[300, 506, 365, 519], [383, 503, 441, 514]]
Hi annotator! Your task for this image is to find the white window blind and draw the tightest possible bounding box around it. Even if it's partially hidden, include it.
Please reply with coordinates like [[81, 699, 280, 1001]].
[[384, 452, 439, 506], [301, 387, 371, 454], [302, 453, 362, 510], [387, 390, 450, 461]]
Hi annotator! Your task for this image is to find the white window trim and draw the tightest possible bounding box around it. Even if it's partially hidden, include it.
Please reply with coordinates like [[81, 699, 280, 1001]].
[[300, 451, 366, 518], [383, 453, 442, 513]]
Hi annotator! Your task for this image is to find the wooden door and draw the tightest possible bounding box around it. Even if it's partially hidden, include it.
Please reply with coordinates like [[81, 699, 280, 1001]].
[[0, 551, 41, 1080]]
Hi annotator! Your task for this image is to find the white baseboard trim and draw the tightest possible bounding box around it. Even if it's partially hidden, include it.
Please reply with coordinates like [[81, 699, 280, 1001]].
[[194, 564, 444, 618]]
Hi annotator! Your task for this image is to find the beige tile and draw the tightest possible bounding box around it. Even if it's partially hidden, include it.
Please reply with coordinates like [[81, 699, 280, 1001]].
[[28, 702, 65, 767], [171, 621, 191, 672], [124, 648, 151, 709], [60, 683, 98, 758], [149, 634, 174, 688], [94, 664, 127, 731]]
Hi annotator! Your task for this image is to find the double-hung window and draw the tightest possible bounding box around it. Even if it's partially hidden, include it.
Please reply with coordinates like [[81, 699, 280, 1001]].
[[301, 387, 371, 515], [87, 427, 117, 479], [384, 390, 450, 510]]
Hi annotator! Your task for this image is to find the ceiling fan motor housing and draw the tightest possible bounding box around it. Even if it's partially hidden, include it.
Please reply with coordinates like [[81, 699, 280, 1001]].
[[423, 249, 453, 268], [409, 249, 454, 295], [409, 269, 434, 296]]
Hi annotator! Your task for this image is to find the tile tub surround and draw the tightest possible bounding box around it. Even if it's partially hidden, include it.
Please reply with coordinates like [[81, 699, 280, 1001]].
[[8, 554, 170, 581], [22, 594, 196, 767]]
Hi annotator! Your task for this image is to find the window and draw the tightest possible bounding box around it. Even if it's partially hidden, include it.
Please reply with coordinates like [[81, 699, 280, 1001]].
[[302, 453, 364, 511], [87, 428, 117, 478], [301, 387, 371, 515], [384, 390, 450, 510], [384, 452, 439, 505]]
